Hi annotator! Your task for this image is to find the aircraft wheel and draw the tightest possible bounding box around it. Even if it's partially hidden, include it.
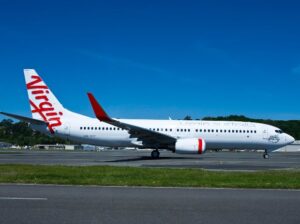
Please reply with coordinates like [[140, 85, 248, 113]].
[[151, 150, 160, 159], [263, 153, 269, 159]]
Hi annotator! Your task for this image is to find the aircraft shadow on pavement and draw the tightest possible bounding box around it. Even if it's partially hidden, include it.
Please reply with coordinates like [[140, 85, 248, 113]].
[[104, 156, 199, 163]]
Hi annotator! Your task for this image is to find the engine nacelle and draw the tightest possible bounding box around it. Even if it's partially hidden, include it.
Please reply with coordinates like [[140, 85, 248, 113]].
[[175, 138, 206, 154]]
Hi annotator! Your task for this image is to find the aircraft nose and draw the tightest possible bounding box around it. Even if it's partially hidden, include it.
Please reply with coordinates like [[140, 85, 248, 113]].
[[286, 135, 295, 144]]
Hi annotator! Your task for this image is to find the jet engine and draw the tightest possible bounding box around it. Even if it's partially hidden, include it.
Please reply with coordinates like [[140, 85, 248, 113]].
[[175, 138, 206, 154]]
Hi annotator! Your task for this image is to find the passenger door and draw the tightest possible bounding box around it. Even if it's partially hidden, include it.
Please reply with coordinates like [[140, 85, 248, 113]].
[[262, 128, 268, 140]]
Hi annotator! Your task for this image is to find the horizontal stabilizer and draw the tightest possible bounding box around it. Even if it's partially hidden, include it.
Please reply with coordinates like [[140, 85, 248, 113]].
[[0, 112, 48, 126]]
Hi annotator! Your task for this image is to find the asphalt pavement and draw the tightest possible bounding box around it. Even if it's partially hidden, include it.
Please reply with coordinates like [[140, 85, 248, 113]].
[[0, 150, 299, 171], [0, 184, 299, 224]]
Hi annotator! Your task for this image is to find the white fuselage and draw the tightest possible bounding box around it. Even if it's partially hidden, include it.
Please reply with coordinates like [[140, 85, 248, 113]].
[[33, 111, 295, 152], [3, 69, 294, 157]]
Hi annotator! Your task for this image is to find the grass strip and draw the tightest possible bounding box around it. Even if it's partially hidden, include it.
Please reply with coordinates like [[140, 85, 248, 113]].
[[0, 164, 299, 189]]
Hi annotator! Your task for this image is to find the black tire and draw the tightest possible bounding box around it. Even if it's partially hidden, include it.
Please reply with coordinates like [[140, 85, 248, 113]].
[[263, 153, 269, 159], [151, 150, 160, 159]]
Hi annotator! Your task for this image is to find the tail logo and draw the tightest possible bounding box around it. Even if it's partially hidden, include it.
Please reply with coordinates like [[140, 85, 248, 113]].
[[27, 75, 63, 134]]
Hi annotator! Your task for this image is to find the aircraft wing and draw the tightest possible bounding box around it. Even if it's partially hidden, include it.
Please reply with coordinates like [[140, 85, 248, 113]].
[[0, 112, 48, 126], [87, 93, 177, 148]]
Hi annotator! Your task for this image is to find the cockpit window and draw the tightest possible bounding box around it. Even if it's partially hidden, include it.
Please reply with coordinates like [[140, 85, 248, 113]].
[[275, 129, 283, 134]]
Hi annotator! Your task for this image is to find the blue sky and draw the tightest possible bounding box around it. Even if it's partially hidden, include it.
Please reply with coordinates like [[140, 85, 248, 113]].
[[0, 0, 300, 120]]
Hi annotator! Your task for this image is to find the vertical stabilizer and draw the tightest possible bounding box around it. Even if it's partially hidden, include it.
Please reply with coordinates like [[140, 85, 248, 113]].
[[24, 69, 65, 133]]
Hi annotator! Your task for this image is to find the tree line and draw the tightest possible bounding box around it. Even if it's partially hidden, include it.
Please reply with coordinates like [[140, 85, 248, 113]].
[[0, 119, 68, 146], [1, 115, 299, 146]]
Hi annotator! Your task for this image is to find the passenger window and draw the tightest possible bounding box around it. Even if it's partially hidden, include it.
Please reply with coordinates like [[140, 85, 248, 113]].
[[84, 127, 86, 130], [212, 129, 214, 133], [195, 129, 198, 132], [254, 130, 257, 133], [204, 129, 206, 132], [200, 129, 202, 132], [228, 130, 231, 133], [216, 129, 218, 133], [208, 129, 210, 132], [170, 129, 172, 132]]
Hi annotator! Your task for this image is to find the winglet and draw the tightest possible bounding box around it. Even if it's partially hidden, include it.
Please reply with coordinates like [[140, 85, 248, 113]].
[[87, 93, 112, 122]]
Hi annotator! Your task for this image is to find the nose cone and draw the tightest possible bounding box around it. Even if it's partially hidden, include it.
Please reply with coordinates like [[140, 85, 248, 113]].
[[286, 135, 295, 144]]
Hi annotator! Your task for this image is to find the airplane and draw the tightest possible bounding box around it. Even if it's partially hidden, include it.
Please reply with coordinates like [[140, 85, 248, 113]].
[[0, 69, 295, 159]]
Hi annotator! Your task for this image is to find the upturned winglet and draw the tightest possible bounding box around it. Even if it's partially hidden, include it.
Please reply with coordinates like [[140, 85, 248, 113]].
[[87, 93, 112, 122]]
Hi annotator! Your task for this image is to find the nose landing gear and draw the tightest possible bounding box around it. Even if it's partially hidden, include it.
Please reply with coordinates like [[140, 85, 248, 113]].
[[151, 150, 160, 159], [263, 149, 269, 159]]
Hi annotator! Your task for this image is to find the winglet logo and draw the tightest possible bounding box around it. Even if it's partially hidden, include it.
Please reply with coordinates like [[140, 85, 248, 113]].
[[27, 75, 63, 134]]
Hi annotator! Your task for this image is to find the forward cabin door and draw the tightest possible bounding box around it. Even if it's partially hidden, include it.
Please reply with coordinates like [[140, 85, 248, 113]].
[[262, 128, 268, 140]]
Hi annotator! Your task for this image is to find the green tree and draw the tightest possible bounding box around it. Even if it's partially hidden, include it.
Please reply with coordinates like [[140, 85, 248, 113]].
[[183, 115, 192, 120], [0, 119, 69, 146]]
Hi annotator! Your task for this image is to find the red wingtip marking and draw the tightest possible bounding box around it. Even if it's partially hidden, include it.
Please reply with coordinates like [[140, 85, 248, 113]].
[[87, 93, 111, 122]]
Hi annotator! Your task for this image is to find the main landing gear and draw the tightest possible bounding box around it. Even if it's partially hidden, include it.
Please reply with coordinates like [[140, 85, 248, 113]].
[[151, 150, 160, 159], [263, 149, 269, 159]]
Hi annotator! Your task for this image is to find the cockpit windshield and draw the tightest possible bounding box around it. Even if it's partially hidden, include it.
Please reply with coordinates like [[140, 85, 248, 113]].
[[275, 129, 283, 134]]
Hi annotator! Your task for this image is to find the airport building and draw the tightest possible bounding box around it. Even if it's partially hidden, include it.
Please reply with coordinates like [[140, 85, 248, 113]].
[[275, 141, 300, 152], [33, 144, 83, 151], [0, 142, 12, 149]]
